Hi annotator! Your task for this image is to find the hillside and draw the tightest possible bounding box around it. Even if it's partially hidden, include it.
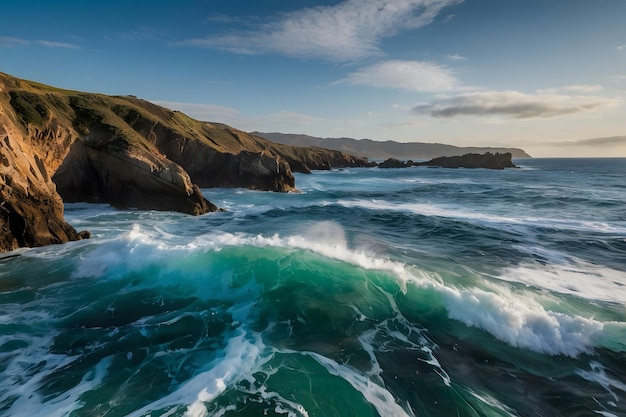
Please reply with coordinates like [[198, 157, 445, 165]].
[[253, 132, 531, 159]]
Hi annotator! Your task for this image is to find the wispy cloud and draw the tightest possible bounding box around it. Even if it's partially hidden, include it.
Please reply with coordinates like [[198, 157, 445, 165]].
[[538, 85, 604, 94], [113, 26, 165, 41], [254, 110, 319, 126], [0, 36, 29, 47], [617, 45, 626, 51], [412, 90, 620, 119], [175, 0, 461, 62], [340, 60, 460, 92], [383, 120, 429, 129], [206, 14, 242, 24], [151, 101, 318, 131], [35, 40, 81, 49], [0, 36, 80, 49], [447, 53, 467, 60]]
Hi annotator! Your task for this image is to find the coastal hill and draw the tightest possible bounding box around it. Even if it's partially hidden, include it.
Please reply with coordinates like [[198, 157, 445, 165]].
[[253, 132, 531, 159], [0, 72, 370, 252]]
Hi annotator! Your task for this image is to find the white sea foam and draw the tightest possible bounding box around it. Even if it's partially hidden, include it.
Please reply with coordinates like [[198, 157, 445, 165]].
[[467, 390, 518, 417], [577, 361, 626, 403], [296, 350, 416, 417], [333, 198, 626, 234], [127, 330, 265, 417], [71, 224, 195, 279], [496, 259, 626, 303], [438, 282, 603, 357], [2, 336, 112, 417]]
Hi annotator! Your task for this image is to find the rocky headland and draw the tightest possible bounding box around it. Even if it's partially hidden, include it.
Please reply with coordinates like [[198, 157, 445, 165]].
[[0, 72, 370, 252]]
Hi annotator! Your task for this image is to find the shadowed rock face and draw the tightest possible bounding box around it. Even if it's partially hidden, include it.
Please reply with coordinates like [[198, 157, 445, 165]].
[[53, 140, 216, 214]]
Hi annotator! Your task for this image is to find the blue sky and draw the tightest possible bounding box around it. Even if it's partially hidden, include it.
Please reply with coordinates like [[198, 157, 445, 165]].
[[2, 0, 625, 157]]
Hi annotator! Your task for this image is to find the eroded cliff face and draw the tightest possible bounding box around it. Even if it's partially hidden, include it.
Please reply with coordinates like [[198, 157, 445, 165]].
[[0, 83, 82, 252]]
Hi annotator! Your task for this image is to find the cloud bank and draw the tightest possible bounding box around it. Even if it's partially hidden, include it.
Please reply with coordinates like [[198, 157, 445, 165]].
[[412, 90, 620, 119], [176, 0, 460, 61], [559, 136, 626, 147], [341, 60, 459, 92]]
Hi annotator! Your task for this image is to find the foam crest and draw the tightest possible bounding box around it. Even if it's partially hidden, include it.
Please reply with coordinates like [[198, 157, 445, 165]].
[[71, 224, 166, 279], [191, 221, 412, 282], [437, 282, 604, 357]]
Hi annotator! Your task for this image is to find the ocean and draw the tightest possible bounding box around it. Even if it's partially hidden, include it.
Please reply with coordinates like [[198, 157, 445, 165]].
[[1, 158, 625, 417]]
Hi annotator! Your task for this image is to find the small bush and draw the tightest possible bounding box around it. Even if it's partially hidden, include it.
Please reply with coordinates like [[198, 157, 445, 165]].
[[9, 91, 49, 126]]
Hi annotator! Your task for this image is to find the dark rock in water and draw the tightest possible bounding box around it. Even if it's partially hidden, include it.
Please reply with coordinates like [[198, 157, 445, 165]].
[[78, 230, 91, 239], [417, 152, 517, 169], [379, 158, 411, 169]]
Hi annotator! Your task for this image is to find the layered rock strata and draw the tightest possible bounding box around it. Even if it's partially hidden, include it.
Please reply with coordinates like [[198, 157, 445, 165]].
[[0, 84, 83, 251]]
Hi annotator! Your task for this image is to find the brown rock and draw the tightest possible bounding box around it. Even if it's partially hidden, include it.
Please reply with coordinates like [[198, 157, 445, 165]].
[[0, 85, 83, 252]]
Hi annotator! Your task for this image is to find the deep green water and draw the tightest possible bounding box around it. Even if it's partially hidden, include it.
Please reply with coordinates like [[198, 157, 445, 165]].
[[1, 158, 625, 416]]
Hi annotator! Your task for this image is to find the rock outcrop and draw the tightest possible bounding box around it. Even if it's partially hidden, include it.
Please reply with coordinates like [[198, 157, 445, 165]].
[[417, 152, 517, 169], [377, 152, 517, 170], [379, 158, 413, 169]]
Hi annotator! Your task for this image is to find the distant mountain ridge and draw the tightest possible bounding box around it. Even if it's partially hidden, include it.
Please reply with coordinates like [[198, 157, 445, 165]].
[[252, 132, 532, 159]]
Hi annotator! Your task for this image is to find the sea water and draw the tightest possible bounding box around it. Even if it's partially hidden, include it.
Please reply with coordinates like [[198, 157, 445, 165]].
[[0, 158, 625, 417]]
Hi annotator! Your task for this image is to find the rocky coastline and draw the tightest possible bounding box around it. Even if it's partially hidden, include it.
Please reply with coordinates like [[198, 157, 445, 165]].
[[1, 72, 524, 253], [0, 73, 370, 252]]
